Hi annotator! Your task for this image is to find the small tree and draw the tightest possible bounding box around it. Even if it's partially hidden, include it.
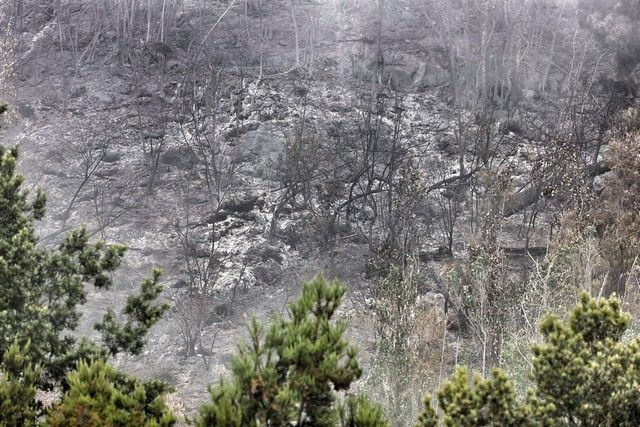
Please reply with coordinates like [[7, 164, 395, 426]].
[[417, 292, 640, 426], [338, 395, 390, 427], [368, 259, 427, 426], [416, 367, 534, 427], [0, 135, 170, 417], [47, 359, 176, 427], [0, 341, 41, 427], [196, 276, 387, 426]]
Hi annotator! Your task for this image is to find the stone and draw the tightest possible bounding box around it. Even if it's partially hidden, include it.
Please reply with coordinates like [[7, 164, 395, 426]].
[[252, 261, 282, 287], [17, 103, 35, 119], [239, 130, 284, 164], [137, 88, 154, 98], [102, 151, 123, 163], [70, 86, 87, 98], [225, 122, 260, 141], [165, 58, 181, 70], [160, 146, 196, 170], [417, 63, 449, 89], [172, 279, 189, 289], [221, 193, 264, 214]]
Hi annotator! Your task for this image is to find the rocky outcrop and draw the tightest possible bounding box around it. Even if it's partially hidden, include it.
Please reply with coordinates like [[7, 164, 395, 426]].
[[386, 53, 449, 92]]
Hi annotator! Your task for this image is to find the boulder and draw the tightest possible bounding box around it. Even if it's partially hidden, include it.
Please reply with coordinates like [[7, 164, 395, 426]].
[[102, 150, 123, 163], [384, 53, 449, 91], [160, 146, 196, 170], [388, 68, 412, 91], [417, 63, 449, 89], [221, 193, 265, 214], [225, 122, 260, 141], [239, 130, 284, 165], [17, 103, 36, 119]]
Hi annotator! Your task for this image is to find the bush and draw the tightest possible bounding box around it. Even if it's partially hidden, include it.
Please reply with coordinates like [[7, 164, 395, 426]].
[[0, 127, 170, 420], [196, 276, 387, 426], [47, 360, 176, 427], [418, 292, 640, 426]]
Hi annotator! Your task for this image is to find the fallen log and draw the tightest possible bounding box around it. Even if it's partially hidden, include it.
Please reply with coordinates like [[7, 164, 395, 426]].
[[502, 162, 610, 218]]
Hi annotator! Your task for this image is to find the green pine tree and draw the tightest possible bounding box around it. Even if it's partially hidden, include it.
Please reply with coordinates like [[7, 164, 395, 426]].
[[46, 359, 176, 427], [338, 395, 390, 427], [0, 341, 41, 427], [416, 368, 536, 427], [531, 292, 640, 426], [417, 292, 640, 426], [196, 276, 388, 426], [0, 106, 171, 421]]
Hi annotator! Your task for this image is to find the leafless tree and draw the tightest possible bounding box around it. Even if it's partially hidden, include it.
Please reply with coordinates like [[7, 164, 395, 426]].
[[169, 191, 237, 362]]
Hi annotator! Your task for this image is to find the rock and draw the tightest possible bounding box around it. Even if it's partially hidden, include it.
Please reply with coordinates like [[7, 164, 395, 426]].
[[70, 86, 87, 98], [137, 88, 154, 98], [145, 41, 173, 57], [317, 57, 338, 70], [217, 217, 245, 236], [247, 244, 283, 264], [172, 279, 189, 289], [185, 243, 210, 259], [207, 210, 229, 224], [593, 172, 613, 193], [220, 352, 234, 367], [16, 103, 35, 119], [91, 89, 113, 103], [328, 103, 352, 113], [205, 303, 233, 325], [102, 151, 123, 163], [389, 68, 412, 92], [165, 58, 181, 70], [499, 120, 524, 136], [383, 54, 449, 91], [115, 81, 134, 95], [420, 246, 453, 262], [252, 260, 282, 286], [160, 146, 196, 170], [225, 122, 260, 141], [221, 193, 264, 214], [239, 130, 284, 165], [293, 85, 308, 97], [416, 63, 449, 89], [94, 166, 120, 178]]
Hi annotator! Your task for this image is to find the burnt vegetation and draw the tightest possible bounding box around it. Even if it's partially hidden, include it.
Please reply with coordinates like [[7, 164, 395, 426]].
[[1, 0, 640, 424]]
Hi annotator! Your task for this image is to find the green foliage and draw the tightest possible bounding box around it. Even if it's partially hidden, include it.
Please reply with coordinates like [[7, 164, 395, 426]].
[[196, 380, 244, 427], [418, 292, 640, 426], [338, 395, 390, 427], [369, 260, 426, 426], [47, 359, 176, 427], [415, 396, 437, 427], [0, 143, 170, 418], [196, 276, 375, 426], [426, 367, 532, 427], [532, 293, 639, 426], [0, 341, 41, 427], [1, 107, 172, 423], [96, 268, 169, 355]]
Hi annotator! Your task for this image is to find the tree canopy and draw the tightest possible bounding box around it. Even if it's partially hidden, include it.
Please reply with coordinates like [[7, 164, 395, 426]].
[[418, 293, 640, 427], [0, 103, 173, 423], [196, 276, 386, 426]]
